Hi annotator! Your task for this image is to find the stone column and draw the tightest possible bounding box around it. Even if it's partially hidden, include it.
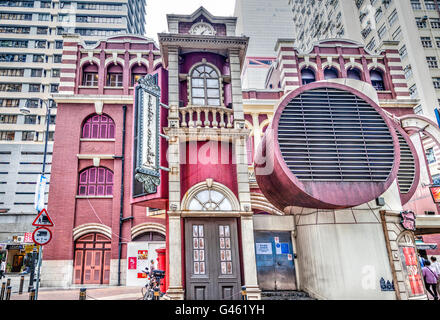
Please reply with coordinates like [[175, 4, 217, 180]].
[[229, 49, 244, 123], [165, 46, 184, 300], [240, 213, 261, 300]]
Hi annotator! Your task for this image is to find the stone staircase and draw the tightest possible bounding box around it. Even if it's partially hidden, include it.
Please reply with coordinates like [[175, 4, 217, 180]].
[[261, 290, 315, 300]]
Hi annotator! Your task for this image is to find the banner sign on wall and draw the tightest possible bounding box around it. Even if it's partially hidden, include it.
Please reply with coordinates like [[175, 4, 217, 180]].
[[134, 74, 161, 195], [429, 186, 440, 203], [400, 246, 425, 296], [128, 257, 137, 270], [136, 250, 149, 278]]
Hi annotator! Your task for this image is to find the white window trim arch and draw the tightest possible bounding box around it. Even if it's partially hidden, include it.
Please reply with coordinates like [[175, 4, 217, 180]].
[[181, 179, 240, 212], [72, 223, 112, 241], [131, 223, 166, 240], [187, 60, 224, 107]]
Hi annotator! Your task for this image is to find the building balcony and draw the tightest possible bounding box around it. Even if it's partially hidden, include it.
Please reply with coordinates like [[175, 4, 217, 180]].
[[179, 105, 234, 129]]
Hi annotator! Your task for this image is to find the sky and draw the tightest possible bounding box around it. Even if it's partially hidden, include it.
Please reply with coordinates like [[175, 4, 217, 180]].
[[145, 0, 236, 42]]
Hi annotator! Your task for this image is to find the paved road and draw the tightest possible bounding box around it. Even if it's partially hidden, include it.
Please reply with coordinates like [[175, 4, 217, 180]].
[[9, 286, 144, 300]]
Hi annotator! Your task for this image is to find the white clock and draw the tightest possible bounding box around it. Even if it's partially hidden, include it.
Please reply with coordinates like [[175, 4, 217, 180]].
[[189, 22, 216, 36]]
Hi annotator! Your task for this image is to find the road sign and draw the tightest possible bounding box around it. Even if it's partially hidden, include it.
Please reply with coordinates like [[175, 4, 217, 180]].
[[32, 227, 52, 246], [32, 208, 54, 227]]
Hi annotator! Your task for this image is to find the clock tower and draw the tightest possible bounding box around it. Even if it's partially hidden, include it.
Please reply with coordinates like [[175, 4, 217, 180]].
[[159, 7, 259, 300]]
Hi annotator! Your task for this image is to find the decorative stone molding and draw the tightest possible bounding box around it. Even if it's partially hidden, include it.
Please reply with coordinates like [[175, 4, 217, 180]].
[[72, 223, 112, 240], [181, 179, 240, 211], [250, 192, 284, 216], [131, 223, 166, 239]]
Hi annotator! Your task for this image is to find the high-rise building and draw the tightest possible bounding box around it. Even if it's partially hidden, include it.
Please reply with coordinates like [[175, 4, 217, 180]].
[[289, 0, 440, 199], [290, 0, 437, 121], [0, 0, 147, 242], [234, 0, 294, 89]]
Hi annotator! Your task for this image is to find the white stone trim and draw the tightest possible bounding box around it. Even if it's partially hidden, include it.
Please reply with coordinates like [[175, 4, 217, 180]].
[[72, 223, 112, 240], [181, 179, 240, 211], [131, 223, 166, 239], [79, 56, 100, 68], [129, 54, 149, 69]]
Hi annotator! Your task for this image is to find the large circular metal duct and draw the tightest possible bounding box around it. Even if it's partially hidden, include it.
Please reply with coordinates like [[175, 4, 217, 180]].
[[255, 82, 400, 210]]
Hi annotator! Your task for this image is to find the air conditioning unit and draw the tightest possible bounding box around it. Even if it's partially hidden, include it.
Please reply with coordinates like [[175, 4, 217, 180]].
[[16, 236, 24, 242]]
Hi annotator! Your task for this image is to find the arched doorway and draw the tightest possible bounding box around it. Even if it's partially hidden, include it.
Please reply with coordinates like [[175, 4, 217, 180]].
[[126, 228, 166, 286], [73, 233, 111, 284]]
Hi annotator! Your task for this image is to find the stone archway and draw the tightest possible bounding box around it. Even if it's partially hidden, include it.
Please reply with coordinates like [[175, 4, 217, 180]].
[[400, 115, 440, 150]]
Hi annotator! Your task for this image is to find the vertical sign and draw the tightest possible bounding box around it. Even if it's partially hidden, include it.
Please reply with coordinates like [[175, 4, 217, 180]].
[[134, 74, 161, 195], [137, 250, 149, 278], [34, 174, 47, 211], [400, 246, 425, 296]]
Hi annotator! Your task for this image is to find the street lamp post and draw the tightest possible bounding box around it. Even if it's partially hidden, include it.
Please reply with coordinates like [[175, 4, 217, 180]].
[[20, 98, 56, 300]]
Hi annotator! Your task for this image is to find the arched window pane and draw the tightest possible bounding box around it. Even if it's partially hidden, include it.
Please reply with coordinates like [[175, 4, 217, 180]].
[[191, 64, 221, 106], [188, 188, 232, 211], [82, 114, 115, 139], [347, 68, 362, 80], [78, 167, 114, 196], [370, 70, 385, 91], [324, 67, 338, 80], [301, 68, 315, 85]]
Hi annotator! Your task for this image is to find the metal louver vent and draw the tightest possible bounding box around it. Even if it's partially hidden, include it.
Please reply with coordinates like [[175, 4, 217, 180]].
[[278, 88, 395, 182], [396, 130, 416, 193]]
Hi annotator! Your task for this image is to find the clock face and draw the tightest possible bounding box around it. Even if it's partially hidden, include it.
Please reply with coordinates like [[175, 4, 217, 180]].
[[190, 23, 215, 36]]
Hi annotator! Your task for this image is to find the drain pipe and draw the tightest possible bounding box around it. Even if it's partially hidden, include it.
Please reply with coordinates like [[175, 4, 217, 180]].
[[116, 105, 133, 286]]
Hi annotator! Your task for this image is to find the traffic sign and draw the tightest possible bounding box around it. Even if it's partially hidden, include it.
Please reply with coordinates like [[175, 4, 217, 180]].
[[32, 227, 52, 246], [32, 208, 54, 227]]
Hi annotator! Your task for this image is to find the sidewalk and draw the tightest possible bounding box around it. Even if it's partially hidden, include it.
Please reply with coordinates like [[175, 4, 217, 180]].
[[9, 286, 144, 300]]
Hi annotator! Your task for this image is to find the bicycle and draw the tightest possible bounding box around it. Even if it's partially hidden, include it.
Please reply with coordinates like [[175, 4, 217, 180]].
[[141, 268, 165, 300]]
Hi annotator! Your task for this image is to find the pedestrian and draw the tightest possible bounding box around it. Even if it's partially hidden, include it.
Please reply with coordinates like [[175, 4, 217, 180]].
[[0, 259, 5, 279], [422, 260, 439, 300], [419, 254, 425, 268], [431, 256, 440, 275], [149, 259, 156, 272]]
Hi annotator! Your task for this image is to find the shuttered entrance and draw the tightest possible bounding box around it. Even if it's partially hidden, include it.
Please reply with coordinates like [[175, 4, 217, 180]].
[[73, 233, 111, 284]]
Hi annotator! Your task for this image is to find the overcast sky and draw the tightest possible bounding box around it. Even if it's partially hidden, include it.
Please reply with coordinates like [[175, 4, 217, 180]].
[[145, 0, 236, 42]]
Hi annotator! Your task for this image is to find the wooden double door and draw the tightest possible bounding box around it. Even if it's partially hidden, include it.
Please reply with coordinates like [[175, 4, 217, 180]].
[[73, 233, 111, 284], [185, 218, 241, 300]]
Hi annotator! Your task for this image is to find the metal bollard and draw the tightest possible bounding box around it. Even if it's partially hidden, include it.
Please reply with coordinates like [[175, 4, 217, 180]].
[[79, 288, 86, 300], [5, 286, 11, 300], [29, 288, 35, 300], [153, 287, 160, 300], [241, 286, 248, 300], [0, 282, 5, 300], [19, 276, 24, 295], [6, 278, 10, 287]]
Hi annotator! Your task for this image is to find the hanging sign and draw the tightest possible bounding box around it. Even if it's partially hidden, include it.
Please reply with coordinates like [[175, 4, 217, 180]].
[[32, 208, 54, 227], [400, 211, 416, 231], [34, 174, 47, 212], [134, 74, 161, 195], [24, 233, 33, 243], [32, 227, 52, 246]]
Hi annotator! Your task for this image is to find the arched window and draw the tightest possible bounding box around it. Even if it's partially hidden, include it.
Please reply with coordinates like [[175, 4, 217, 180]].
[[82, 114, 115, 139], [133, 232, 165, 242], [301, 68, 316, 85], [78, 167, 113, 196], [370, 69, 385, 91], [82, 63, 98, 86], [131, 64, 148, 86], [324, 67, 339, 80], [190, 64, 221, 106], [347, 68, 362, 80], [106, 64, 123, 87], [188, 189, 233, 211]]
